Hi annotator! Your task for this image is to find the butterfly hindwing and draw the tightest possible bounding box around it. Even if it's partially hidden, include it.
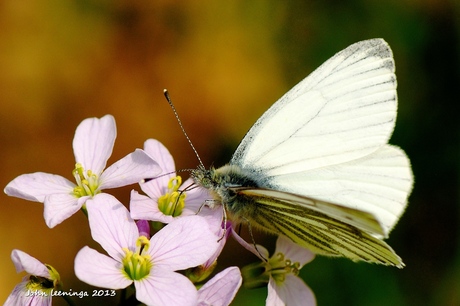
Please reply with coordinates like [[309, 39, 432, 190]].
[[232, 187, 386, 237], [233, 187, 403, 267]]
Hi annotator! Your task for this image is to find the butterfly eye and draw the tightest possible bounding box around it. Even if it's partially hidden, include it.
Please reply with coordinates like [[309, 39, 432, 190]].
[[200, 177, 211, 188]]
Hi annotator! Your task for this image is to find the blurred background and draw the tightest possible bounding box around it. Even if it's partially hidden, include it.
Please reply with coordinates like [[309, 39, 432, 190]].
[[1, 0, 459, 305]]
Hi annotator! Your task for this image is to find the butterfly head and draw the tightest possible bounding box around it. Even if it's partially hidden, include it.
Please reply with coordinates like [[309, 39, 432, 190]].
[[191, 165, 215, 189]]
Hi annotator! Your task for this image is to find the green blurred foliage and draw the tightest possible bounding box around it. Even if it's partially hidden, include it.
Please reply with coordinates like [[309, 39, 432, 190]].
[[1, 0, 459, 305]]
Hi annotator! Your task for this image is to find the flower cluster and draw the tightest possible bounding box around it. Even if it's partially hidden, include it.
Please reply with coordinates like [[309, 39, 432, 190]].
[[4, 115, 316, 306]]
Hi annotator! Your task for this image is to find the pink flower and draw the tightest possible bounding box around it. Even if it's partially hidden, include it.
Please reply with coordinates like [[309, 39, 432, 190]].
[[74, 194, 219, 306], [4, 115, 160, 228], [130, 139, 211, 223], [5, 250, 61, 306], [242, 236, 316, 306]]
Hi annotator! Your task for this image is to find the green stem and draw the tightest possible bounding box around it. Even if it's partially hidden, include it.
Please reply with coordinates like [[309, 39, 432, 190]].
[[62, 294, 77, 306]]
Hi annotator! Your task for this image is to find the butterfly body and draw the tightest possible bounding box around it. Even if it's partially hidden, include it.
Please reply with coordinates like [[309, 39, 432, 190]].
[[192, 39, 413, 268]]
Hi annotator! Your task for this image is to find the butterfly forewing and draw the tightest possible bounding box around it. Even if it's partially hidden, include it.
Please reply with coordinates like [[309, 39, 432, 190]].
[[231, 39, 397, 174], [193, 39, 412, 268]]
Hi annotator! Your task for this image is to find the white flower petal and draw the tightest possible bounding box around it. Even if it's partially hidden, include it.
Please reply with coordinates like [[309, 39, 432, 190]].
[[100, 149, 160, 189], [74, 246, 132, 289], [198, 267, 242, 306], [267, 275, 316, 306], [43, 193, 83, 228], [73, 115, 116, 175], [135, 269, 197, 306], [129, 190, 174, 224], [276, 235, 315, 266], [11, 250, 49, 277], [86, 194, 139, 260], [4, 173, 75, 202], [141, 139, 176, 196], [149, 215, 219, 271]]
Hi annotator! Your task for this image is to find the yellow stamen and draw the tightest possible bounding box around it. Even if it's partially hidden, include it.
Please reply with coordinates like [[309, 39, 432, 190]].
[[158, 176, 186, 217]]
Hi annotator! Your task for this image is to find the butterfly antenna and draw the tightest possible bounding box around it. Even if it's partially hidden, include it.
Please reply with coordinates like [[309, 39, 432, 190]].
[[142, 170, 177, 183], [164, 89, 205, 168]]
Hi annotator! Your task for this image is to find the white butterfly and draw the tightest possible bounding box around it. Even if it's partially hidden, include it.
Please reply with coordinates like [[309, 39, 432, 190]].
[[192, 38, 413, 268]]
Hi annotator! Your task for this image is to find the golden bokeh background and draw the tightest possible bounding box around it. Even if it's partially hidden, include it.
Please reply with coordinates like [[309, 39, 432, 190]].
[[1, 1, 460, 305]]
